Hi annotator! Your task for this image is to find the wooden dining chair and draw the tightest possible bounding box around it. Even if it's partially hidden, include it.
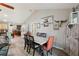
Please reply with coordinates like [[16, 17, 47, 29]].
[[24, 32, 32, 50], [27, 35, 40, 56], [43, 36, 54, 56], [24, 34, 32, 54], [24, 35, 29, 50]]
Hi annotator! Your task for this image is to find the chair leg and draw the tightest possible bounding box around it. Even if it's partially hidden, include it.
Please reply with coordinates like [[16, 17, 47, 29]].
[[28, 45, 31, 53], [39, 46, 44, 56], [33, 49, 35, 56], [50, 48, 52, 55], [26, 45, 28, 52], [26, 45, 30, 53], [47, 51, 48, 56], [24, 44, 26, 49]]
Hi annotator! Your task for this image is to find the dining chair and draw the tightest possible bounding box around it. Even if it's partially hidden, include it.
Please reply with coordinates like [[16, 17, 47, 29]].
[[24, 34, 31, 54], [27, 35, 40, 56], [42, 36, 54, 56], [24, 32, 31, 50], [24, 35, 29, 49]]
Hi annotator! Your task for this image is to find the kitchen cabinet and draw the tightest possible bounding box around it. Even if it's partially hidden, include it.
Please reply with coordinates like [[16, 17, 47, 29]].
[[69, 11, 79, 24], [65, 11, 79, 56]]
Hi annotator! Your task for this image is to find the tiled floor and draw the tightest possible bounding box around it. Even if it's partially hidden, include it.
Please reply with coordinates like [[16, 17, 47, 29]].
[[7, 36, 68, 56]]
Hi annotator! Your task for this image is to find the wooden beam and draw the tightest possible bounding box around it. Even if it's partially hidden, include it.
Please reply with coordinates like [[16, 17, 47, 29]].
[[0, 3, 14, 10]]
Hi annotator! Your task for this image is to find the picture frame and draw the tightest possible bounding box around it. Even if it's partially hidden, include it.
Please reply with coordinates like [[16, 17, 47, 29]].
[[37, 23, 40, 28], [53, 21, 59, 30], [43, 20, 49, 27], [42, 16, 53, 27]]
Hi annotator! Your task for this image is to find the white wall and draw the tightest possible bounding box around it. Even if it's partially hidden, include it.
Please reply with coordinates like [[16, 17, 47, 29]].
[[24, 9, 72, 50]]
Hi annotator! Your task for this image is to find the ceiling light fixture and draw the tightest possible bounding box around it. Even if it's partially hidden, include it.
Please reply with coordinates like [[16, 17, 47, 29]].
[[4, 14, 8, 17]]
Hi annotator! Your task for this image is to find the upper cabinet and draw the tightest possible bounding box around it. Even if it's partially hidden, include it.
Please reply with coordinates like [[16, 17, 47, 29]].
[[69, 11, 79, 24]]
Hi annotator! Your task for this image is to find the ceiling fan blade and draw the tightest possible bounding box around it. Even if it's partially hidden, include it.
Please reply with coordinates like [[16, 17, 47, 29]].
[[0, 3, 14, 10]]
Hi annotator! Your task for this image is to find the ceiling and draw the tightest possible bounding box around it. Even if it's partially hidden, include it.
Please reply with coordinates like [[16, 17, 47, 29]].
[[0, 3, 78, 25], [9, 3, 78, 10]]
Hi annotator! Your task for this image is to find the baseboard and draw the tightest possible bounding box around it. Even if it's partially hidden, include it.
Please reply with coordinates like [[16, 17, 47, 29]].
[[53, 45, 64, 50], [53, 45, 69, 56]]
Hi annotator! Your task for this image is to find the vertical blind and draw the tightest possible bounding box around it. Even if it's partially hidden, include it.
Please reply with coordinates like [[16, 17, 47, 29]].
[[0, 23, 7, 29]]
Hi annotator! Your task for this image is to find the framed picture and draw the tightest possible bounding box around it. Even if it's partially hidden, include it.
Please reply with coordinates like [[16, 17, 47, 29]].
[[36, 32, 47, 38], [43, 16, 53, 27], [48, 16, 53, 23], [44, 20, 49, 27], [37, 23, 40, 28], [53, 21, 59, 30]]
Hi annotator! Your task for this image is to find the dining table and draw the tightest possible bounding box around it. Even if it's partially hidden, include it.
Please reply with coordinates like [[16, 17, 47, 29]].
[[24, 34, 48, 55], [34, 36, 48, 45], [32, 36, 48, 56]]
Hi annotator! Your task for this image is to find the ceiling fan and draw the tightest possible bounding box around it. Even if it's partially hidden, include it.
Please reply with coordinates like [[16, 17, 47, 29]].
[[0, 3, 14, 10]]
